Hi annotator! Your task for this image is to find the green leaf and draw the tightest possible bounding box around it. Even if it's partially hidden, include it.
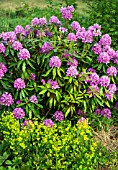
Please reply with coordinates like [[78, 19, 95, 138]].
[[106, 101, 110, 108], [26, 60, 35, 69], [84, 101, 87, 112], [49, 97, 53, 108], [39, 89, 47, 95], [5, 160, 12, 165], [57, 69, 62, 77], [17, 60, 23, 69], [22, 62, 26, 72], [42, 68, 52, 77], [36, 103, 43, 108], [65, 107, 71, 117], [53, 67, 56, 79]]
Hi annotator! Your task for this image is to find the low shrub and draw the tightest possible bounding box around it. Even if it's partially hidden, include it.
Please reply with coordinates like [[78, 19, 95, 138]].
[[0, 111, 115, 170]]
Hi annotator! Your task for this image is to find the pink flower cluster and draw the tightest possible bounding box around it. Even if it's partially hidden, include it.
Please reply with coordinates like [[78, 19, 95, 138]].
[[94, 108, 111, 119], [0, 62, 7, 79], [47, 79, 60, 89], [40, 42, 53, 54], [49, 56, 61, 68], [23, 120, 33, 127], [30, 95, 38, 103], [53, 111, 64, 121], [13, 107, 25, 119], [14, 78, 26, 90], [105, 84, 117, 100], [91, 34, 118, 64], [0, 92, 14, 106], [106, 66, 117, 77], [14, 25, 26, 36], [67, 33, 77, 42], [44, 119, 54, 128], [60, 5, 74, 20], [49, 16, 61, 24], [12, 41, 23, 51], [2, 31, 16, 43], [0, 43, 6, 53], [67, 57, 78, 67], [18, 48, 30, 60], [59, 27, 68, 33], [30, 73, 36, 81], [66, 66, 78, 78]]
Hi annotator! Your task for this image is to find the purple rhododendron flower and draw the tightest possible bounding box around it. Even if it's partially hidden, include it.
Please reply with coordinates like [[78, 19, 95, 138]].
[[88, 23, 101, 37], [67, 33, 77, 42], [60, 6, 74, 20], [107, 47, 116, 59], [16, 100, 21, 104], [31, 17, 40, 26], [47, 79, 60, 89], [82, 30, 93, 43], [54, 111, 64, 121], [76, 27, 86, 39], [0, 43, 6, 53], [99, 76, 110, 87], [0, 62, 7, 79], [36, 30, 46, 37], [41, 79, 46, 84], [49, 16, 61, 24], [12, 41, 23, 51], [71, 21, 81, 31], [59, 27, 67, 33], [40, 42, 53, 54], [49, 56, 61, 68], [25, 25, 32, 35], [66, 66, 78, 78], [23, 120, 33, 127], [13, 107, 25, 119], [87, 68, 96, 73], [98, 52, 110, 64], [44, 119, 54, 128], [89, 72, 99, 85], [106, 66, 117, 77], [108, 84, 117, 94], [30, 95, 38, 103], [30, 73, 36, 81], [14, 25, 26, 36], [79, 117, 86, 122], [114, 102, 118, 109], [14, 78, 26, 90], [113, 50, 118, 64], [18, 48, 30, 60], [94, 109, 101, 115], [67, 57, 78, 67], [101, 108, 111, 119], [0, 92, 14, 106], [92, 43, 102, 55], [2, 31, 16, 43], [99, 34, 111, 46], [39, 17, 47, 25], [0, 62, 7, 73]]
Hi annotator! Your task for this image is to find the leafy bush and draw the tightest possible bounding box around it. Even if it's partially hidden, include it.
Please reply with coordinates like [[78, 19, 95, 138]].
[[0, 111, 115, 170], [0, 5, 117, 124], [82, 0, 118, 49]]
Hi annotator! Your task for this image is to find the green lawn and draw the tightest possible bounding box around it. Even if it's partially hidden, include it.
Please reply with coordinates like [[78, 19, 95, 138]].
[[0, 0, 87, 14]]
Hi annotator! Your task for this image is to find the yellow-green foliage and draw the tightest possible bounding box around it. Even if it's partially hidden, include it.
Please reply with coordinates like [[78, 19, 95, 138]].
[[0, 112, 107, 170]]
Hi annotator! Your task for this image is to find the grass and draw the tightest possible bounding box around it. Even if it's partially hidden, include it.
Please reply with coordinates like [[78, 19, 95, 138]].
[[0, 0, 87, 14]]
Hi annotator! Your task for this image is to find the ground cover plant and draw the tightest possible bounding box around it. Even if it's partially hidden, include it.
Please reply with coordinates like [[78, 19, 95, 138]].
[[0, 112, 117, 169], [0, 4, 118, 170]]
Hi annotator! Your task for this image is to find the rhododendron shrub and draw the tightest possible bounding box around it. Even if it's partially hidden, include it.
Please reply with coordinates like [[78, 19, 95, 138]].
[[0, 5, 117, 121]]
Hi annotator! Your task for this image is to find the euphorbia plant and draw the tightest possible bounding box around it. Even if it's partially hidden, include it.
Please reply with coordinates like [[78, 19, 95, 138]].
[[0, 5, 117, 122]]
